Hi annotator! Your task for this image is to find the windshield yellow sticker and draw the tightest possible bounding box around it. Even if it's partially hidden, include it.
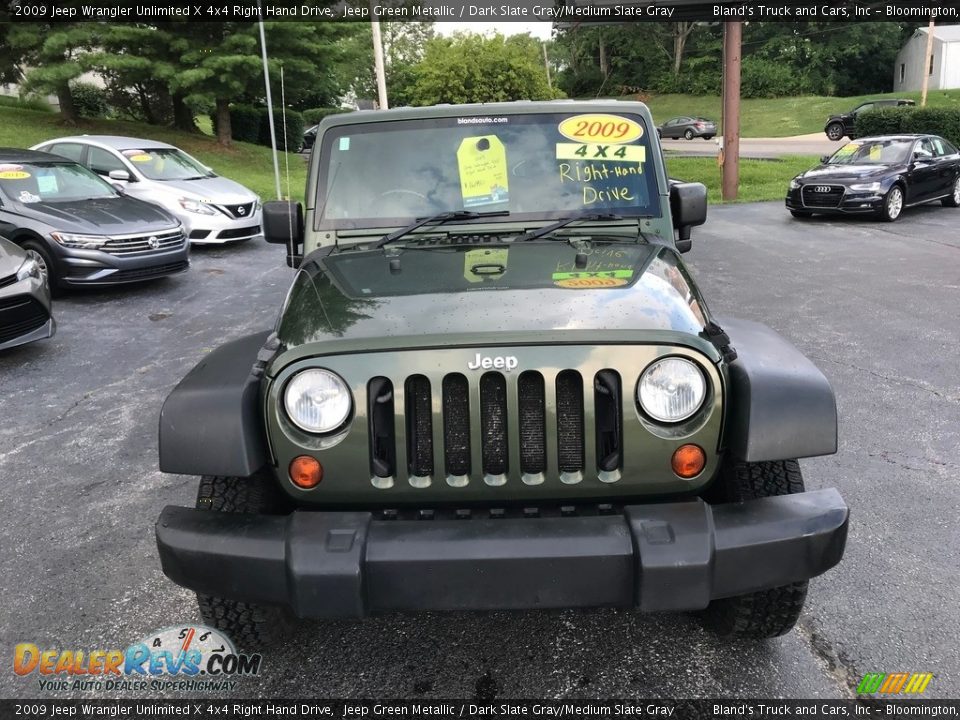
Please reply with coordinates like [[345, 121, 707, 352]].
[[556, 143, 645, 164], [553, 270, 633, 281], [122, 149, 152, 162], [555, 276, 629, 289], [558, 114, 643, 145], [457, 135, 509, 209], [836, 142, 858, 157], [0, 170, 30, 179], [869, 144, 882, 161], [464, 248, 508, 283]]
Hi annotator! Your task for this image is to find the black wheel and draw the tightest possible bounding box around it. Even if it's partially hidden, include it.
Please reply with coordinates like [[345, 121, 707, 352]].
[[790, 209, 812, 219], [825, 122, 844, 142], [703, 135, 714, 140], [879, 184, 904, 222], [20, 238, 61, 295], [700, 460, 808, 639], [942, 176, 960, 208], [684, 129, 695, 140], [195, 474, 294, 649]]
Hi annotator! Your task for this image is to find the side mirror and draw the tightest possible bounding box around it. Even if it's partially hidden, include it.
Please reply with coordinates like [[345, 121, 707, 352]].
[[669, 181, 707, 253], [263, 200, 304, 268], [108, 169, 131, 182]]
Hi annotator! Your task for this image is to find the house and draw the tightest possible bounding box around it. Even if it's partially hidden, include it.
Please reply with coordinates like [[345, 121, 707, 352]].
[[894, 25, 960, 92]]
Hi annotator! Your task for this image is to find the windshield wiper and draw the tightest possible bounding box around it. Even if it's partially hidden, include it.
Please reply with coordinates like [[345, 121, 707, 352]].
[[375, 210, 509, 249], [515, 212, 625, 242]]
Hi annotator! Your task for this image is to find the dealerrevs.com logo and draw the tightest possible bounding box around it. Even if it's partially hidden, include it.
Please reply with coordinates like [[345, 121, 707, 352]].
[[14, 625, 262, 692], [856, 672, 933, 695]]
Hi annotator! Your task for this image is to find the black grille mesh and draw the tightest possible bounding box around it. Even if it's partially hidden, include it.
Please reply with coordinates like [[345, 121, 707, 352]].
[[556, 370, 585, 473], [518, 372, 546, 474], [442, 374, 471, 477], [594, 370, 623, 473], [405, 375, 433, 476], [367, 377, 395, 478], [479, 372, 508, 475], [0, 297, 49, 344]]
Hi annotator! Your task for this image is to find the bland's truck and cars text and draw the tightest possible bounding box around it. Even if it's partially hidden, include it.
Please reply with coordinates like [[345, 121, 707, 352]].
[[155, 101, 848, 646]]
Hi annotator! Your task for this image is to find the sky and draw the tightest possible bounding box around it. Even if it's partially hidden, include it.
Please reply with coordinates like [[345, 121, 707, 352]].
[[435, 21, 553, 40]]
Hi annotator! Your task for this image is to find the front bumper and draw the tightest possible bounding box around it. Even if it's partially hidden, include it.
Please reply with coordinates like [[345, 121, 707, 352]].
[[785, 187, 883, 214], [53, 242, 190, 287], [183, 209, 263, 245], [156, 488, 848, 618], [0, 276, 55, 350]]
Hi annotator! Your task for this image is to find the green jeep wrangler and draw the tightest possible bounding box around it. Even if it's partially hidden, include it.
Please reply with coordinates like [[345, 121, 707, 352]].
[[156, 101, 848, 646]]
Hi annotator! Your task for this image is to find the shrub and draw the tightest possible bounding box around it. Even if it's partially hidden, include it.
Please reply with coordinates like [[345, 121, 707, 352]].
[[260, 108, 304, 152], [302, 107, 352, 125], [228, 104, 263, 144], [855, 107, 960, 147], [740, 58, 814, 99], [70, 81, 110, 118]]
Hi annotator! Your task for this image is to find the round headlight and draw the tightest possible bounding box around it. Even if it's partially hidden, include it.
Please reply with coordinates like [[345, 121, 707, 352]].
[[284, 369, 352, 434], [638, 357, 706, 423]]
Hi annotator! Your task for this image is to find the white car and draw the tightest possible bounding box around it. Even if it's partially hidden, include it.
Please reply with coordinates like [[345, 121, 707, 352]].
[[31, 136, 262, 246]]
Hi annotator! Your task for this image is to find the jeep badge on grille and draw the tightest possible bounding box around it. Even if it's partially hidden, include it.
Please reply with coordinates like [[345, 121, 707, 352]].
[[468, 353, 518, 372]]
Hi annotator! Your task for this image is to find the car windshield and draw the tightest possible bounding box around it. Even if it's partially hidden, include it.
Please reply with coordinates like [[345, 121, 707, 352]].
[[316, 111, 661, 230], [827, 139, 913, 165], [0, 161, 117, 203], [121, 148, 213, 180]]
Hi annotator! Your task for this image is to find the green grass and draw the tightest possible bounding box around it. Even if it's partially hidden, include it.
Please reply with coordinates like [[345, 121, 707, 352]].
[[0, 94, 54, 113], [0, 106, 305, 203], [666, 154, 818, 204], [640, 88, 960, 138]]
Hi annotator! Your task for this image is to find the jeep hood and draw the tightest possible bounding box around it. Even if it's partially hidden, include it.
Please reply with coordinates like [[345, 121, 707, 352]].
[[275, 242, 711, 349]]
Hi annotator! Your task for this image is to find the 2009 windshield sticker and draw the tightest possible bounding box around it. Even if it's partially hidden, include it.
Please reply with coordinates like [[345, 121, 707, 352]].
[[553, 270, 633, 289], [0, 164, 31, 180], [558, 114, 643, 145], [457, 135, 509, 209]]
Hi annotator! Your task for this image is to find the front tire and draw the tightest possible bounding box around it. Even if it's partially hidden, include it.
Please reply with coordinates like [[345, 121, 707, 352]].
[[700, 460, 809, 639], [684, 129, 695, 140], [879, 185, 904, 222], [825, 123, 844, 142], [195, 474, 293, 649], [943, 176, 960, 208], [20, 239, 61, 296]]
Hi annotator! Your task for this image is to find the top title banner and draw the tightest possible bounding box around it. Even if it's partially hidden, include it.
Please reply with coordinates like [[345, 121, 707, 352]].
[[6, 0, 960, 22]]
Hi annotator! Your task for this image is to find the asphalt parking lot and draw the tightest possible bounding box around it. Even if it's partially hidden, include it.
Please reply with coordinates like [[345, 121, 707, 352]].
[[2, 201, 958, 700]]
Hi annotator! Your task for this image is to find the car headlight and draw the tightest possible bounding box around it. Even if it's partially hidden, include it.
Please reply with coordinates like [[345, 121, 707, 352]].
[[789, 178, 801, 190], [849, 182, 881, 192], [16, 257, 41, 282], [50, 232, 110, 249], [638, 357, 706, 423], [284, 369, 352, 434], [178, 197, 219, 216]]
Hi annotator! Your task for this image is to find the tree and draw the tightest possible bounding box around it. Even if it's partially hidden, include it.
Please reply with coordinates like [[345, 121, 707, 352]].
[[407, 33, 561, 106], [8, 23, 94, 123]]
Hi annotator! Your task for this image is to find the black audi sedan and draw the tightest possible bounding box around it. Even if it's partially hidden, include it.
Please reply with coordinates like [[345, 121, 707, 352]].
[[0, 148, 189, 290], [0, 234, 54, 351], [786, 135, 960, 222]]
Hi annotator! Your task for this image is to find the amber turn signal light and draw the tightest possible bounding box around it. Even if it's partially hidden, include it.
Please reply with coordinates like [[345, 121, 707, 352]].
[[671, 444, 706, 479], [289, 455, 323, 488]]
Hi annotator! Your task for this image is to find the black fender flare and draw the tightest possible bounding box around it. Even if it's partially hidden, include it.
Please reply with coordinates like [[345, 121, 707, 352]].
[[159, 331, 274, 477], [718, 317, 837, 463]]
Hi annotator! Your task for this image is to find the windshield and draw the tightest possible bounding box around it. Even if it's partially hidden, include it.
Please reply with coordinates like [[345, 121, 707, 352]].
[[316, 112, 661, 230], [827, 139, 913, 165], [0, 161, 117, 203], [122, 148, 212, 180]]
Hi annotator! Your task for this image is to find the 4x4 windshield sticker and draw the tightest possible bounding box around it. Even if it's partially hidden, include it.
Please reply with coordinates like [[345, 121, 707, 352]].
[[457, 135, 509, 209], [558, 114, 643, 144]]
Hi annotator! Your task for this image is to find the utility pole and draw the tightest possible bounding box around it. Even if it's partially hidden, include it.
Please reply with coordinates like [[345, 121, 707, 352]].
[[721, 21, 741, 202], [543, 42, 552, 91], [371, 12, 389, 110], [920, 17, 935, 107]]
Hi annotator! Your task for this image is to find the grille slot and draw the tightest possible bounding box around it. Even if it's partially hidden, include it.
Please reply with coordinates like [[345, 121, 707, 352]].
[[442, 374, 471, 478], [479, 372, 508, 478], [367, 377, 396, 483], [404, 375, 433, 480], [594, 370, 623, 475], [101, 229, 185, 256], [518, 371, 546, 475], [556, 370, 585, 475]]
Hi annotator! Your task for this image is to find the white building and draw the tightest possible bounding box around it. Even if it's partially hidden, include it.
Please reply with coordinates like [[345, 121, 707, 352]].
[[894, 25, 960, 92]]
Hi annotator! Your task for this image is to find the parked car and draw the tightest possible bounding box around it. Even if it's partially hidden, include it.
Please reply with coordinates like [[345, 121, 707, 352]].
[[657, 116, 717, 140], [156, 101, 847, 646], [302, 124, 318, 152], [785, 134, 960, 221], [0, 148, 189, 290], [823, 99, 915, 141], [0, 234, 54, 351], [31, 136, 262, 246]]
